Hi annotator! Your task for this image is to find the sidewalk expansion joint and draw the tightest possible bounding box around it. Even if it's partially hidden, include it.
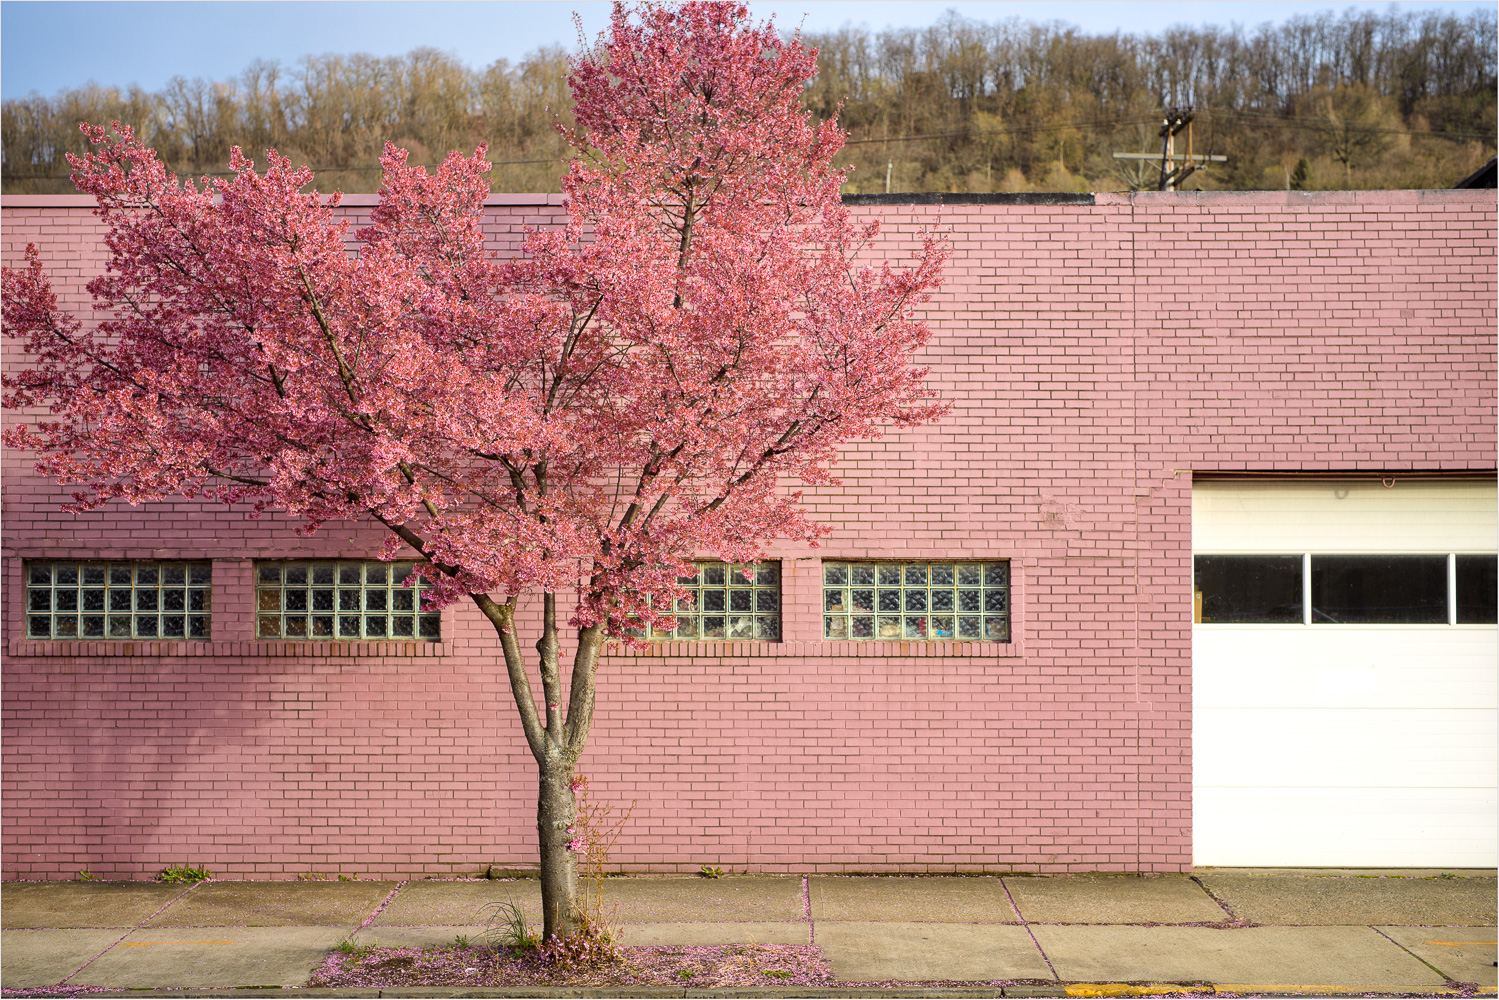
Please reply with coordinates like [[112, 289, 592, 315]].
[[1188, 875, 1239, 923], [1002, 874, 1059, 982], [57, 877, 207, 985], [349, 878, 407, 941], [1368, 923, 1467, 988], [801, 874, 814, 946]]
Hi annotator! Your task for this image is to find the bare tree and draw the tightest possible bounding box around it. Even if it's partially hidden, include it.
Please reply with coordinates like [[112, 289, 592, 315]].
[[1301, 83, 1402, 185], [4, 7, 1493, 194]]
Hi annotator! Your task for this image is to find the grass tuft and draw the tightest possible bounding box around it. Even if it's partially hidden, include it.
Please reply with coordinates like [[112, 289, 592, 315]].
[[156, 863, 211, 883]]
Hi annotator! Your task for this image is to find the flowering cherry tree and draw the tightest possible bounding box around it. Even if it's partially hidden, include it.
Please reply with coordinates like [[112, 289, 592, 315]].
[[2, 2, 946, 940]]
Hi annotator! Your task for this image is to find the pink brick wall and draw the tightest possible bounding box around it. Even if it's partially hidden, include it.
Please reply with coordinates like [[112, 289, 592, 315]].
[[3, 190, 1494, 880]]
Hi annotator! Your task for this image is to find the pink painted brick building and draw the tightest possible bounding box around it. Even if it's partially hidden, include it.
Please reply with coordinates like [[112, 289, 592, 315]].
[[3, 189, 1495, 880]]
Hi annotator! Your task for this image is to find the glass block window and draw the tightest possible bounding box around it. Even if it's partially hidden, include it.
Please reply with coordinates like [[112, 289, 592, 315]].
[[27, 561, 211, 640], [256, 561, 439, 640], [647, 562, 780, 641], [822, 561, 1010, 641]]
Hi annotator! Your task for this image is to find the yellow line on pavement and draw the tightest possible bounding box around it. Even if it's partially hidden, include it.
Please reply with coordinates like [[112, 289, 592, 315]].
[[1428, 940, 1497, 945], [120, 940, 238, 946]]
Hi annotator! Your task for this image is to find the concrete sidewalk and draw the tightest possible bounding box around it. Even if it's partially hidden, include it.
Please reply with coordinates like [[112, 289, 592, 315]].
[[2, 870, 1494, 997]]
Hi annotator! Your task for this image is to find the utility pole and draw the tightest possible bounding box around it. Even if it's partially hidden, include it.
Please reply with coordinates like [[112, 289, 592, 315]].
[[1112, 108, 1227, 191], [886, 160, 893, 194], [1158, 109, 1190, 190]]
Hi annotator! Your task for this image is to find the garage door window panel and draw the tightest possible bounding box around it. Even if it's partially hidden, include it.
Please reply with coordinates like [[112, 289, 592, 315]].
[[1310, 555, 1447, 624], [1195, 553, 1497, 626], [1455, 555, 1497, 624], [1194, 555, 1302, 624]]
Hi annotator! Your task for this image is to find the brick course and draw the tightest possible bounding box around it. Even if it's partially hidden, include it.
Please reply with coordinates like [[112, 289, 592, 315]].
[[3, 190, 1494, 879]]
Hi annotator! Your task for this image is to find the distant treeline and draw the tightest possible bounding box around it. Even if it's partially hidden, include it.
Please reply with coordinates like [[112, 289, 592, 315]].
[[4, 6, 1494, 195]]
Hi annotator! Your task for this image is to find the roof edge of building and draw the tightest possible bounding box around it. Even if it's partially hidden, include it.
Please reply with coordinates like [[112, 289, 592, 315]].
[[4, 188, 1492, 210], [0, 192, 571, 209], [840, 192, 1095, 206]]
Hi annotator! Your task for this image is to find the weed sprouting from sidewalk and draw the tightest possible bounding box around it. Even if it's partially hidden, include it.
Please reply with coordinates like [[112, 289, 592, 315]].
[[569, 774, 633, 954], [333, 936, 376, 959], [296, 870, 362, 881], [481, 899, 540, 952], [155, 863, 211, 883]]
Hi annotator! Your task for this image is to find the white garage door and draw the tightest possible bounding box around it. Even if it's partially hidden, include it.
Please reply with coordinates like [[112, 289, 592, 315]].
[[1193, 478, 1497, 867]]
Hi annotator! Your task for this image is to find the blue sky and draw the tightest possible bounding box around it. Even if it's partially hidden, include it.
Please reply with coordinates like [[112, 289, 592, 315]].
[[2, 1, 1490, 99]]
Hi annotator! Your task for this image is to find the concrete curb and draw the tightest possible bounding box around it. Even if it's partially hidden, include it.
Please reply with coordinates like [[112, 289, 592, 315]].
[[5, 986, 1490, 999]]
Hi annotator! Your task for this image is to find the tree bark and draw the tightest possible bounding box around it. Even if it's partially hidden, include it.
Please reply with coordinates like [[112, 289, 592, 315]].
[[537, 758, 581, 941]]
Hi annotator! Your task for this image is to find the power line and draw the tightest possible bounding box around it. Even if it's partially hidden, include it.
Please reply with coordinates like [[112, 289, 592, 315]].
[[1201, 106, 1497, 142], [0, 114, 1166, 181], [841, 107, 1496, 149], [842, 114, 1163, 147]]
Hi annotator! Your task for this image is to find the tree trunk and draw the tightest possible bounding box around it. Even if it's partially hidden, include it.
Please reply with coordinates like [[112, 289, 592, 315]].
[[537, 758, 581, 941], [468, 593, 603, 944]]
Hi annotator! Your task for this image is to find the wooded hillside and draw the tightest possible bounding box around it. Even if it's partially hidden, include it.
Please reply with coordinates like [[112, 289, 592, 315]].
[[4, 6, 1494, 194]]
